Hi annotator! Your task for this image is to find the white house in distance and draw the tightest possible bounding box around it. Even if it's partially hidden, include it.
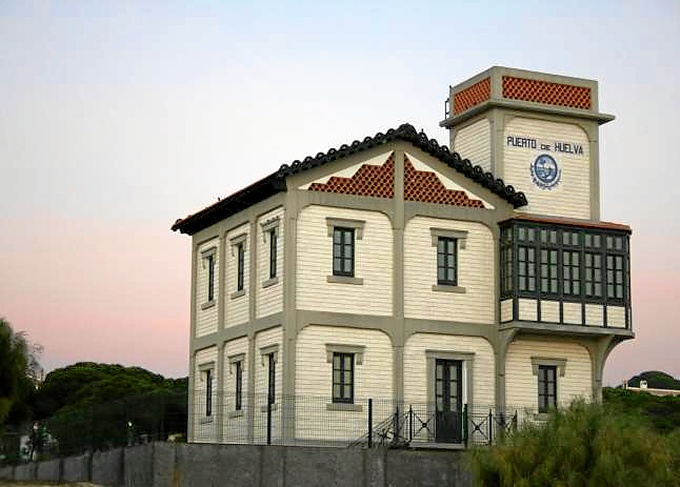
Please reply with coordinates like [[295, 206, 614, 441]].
[[172, 66, 633, 446]]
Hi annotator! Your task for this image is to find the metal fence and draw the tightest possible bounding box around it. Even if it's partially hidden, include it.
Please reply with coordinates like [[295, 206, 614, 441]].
[[0, 389, 187, 466], [191, 392, 535, 449], [1, 391, 536, 466]]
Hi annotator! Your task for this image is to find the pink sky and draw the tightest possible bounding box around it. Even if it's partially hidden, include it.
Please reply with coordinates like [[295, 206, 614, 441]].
[[0, 217, 189, 378], [1, 2, 678, 384]]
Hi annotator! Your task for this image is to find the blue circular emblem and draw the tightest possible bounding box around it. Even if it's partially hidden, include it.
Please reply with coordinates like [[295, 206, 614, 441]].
[[530, 154, 561, 190]]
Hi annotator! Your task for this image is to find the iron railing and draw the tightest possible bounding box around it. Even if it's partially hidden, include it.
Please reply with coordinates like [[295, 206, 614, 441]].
[[191, 392, 533, 449]]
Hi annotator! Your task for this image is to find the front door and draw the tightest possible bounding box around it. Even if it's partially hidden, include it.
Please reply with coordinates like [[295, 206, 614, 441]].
[[435, 359, 463, 443]]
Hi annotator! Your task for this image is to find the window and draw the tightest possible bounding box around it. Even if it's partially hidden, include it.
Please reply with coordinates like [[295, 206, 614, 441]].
[[259, 345, 279, 411], [585, 252, 602, 298], [237, 242, 245, 292], [606, 255, 625, 300], [537, 365, 557, 413], [235, 361, 243, 411], [437, 237, 457, 286], [325, 344, 365, 410], [500, 221, 630, 308], [325, 218, 365, 285], [261, 216, 280, 287], [230, 233, 247, 299], [269, 229, 277, 279], [205, 369, 213, 417], [332, 352, 354, 403], [518, 246, 536, 292], [540, 249, 558, 295], [267, 353, 275, 405], [562, 250, 580, 296], [333, 227, 355, 277], [531, 357, 565, 414], [431, 228, 468, 293], [201, 247, 217, 309]]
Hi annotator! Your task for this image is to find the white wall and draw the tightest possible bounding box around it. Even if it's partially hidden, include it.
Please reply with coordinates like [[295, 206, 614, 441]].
[[225, 223, 250, 328], [195, 237, 219, 338], [503, 117, 591, 219], [253, 326, 283, 443], [505, 339, 592, 410], [452, 118, 491, 171], [223, 337, 249, 443], [296, 205, 393, 316], [403, 217, 495, 324], [403, 333, 495, 406], [294, 325, 393, 442], [256, 207, 284, 319], [193, 346, 219, 443]]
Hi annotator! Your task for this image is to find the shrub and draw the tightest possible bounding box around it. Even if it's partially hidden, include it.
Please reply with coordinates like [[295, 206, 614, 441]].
[[469, 399, 679, 487]]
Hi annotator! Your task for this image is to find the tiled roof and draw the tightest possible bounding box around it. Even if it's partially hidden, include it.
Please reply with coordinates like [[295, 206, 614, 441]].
[[309, 154, 395, 198], [502, 214, 632, 233], [403, 156, 485, 208], [172, 123, 527, 235]]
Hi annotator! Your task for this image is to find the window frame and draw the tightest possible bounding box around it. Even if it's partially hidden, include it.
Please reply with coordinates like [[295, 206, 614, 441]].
[[500, 221, 630, 307], [269, 229, 277, 280], [531, 357, 566, 414], [325, 218, 365, 285], [198, 362, 215, 420], [237, 242, 245, 292], [430, 228, 468, 293], [332, 227, 355, 277], [229, 233, 248, 299], [200, 247, 217, 310], [261, 216, 281, 288], [437, 237, 458, 286], [228, 354, 245, 416], [259, 344, 279, 408], [537, 365, 557, 413], [325, 344, 365, 411], [331, 352, 354, 404]]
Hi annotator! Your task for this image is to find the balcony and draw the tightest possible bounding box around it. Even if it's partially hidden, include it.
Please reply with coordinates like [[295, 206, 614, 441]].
[[499, 216, 633, 338]]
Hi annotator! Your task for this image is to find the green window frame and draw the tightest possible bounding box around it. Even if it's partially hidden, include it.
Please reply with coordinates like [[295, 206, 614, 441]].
[[333, 227, 355, 277], [437, 237, 458, 286], [537, 365, 557, 413], [235, 361, 243, 411], [332, 352, 354, 404], [269, 229, 277, 279], [237, 242, 245, 292]]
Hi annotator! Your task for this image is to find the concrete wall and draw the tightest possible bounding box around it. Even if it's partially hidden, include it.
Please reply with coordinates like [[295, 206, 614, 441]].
[[0, 442, 473, 487]]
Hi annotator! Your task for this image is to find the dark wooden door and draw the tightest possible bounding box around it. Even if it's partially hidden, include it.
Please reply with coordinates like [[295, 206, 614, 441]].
[[435, 359, 463, 443]]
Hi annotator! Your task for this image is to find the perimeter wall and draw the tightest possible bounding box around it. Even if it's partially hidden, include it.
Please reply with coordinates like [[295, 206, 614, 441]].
[[0, 442, 472, 487]]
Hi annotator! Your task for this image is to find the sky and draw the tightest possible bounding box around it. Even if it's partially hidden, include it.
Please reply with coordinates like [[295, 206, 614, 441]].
[[0, 0, 678, 384]]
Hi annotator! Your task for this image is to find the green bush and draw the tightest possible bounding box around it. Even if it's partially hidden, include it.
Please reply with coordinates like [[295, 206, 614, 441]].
[[469, 400, 680, 487]]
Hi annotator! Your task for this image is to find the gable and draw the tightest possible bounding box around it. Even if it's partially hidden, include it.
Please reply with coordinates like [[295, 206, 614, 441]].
[[300, 151, 394, 199], [404, 153, 491, 209], [172, 123, 527, 235], [296, 149, 490, 209]]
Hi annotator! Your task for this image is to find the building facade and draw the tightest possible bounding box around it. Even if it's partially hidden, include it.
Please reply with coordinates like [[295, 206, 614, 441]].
[[172, 66, 633, 446]]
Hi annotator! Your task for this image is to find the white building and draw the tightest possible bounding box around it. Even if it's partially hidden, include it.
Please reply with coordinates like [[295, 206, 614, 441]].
[[172, 66, 633, 446]]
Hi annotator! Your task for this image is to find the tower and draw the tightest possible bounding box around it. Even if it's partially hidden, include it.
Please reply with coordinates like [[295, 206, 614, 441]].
[[440, 66, 614, 221]]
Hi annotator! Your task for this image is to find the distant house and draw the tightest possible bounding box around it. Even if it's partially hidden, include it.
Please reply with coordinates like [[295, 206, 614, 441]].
[[172, 66, 633, 446], [624, 380, 680, 397]]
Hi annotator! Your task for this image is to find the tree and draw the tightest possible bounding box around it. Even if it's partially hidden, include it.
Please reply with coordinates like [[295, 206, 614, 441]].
[[0, 318, 41, 429], [33, 363, 188, 455], [469, 399, 680, 487]]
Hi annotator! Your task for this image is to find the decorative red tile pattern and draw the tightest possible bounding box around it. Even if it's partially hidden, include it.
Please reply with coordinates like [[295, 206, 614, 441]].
[[404, 157, 485, 208], [453, 78, 491, 115], [502, 76, 591, 110], [308, 155, 394, 198]]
